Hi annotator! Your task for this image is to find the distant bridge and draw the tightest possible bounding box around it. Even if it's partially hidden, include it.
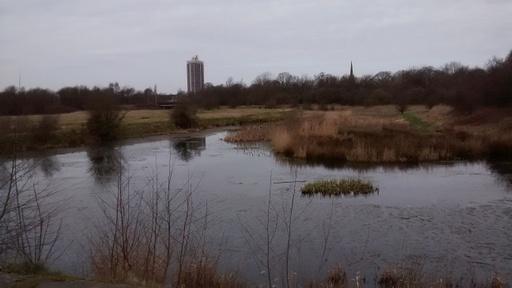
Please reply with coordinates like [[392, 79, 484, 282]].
[[157, 97, 177, 109]]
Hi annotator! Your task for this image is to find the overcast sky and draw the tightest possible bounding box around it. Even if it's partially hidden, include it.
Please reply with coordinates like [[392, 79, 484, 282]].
[[1, 0, 511, 93]]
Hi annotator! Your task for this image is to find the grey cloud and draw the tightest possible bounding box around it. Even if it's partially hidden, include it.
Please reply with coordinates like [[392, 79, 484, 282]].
[[1, 0, 511, 92]]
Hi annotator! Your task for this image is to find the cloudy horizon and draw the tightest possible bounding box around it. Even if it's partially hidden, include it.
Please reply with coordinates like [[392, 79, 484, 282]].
[[1, 0, 511, 93]]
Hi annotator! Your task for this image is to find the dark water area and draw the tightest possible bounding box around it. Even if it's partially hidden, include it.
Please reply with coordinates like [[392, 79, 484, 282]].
[[3, 131, 512, 285]]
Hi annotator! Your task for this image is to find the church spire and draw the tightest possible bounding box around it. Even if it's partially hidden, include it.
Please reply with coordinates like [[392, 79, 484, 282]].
[[349, 61, 355, 82]]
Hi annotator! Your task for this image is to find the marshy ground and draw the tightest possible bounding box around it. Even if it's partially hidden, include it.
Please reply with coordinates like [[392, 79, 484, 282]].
[[3, 104, 512, 160], [225, 105, 512, 162]]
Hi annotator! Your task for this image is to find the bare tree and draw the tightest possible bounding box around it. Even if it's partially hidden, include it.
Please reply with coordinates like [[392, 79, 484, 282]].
[[90, 154, 218, 287], [13, 182, 62, 269], [0, 120, 62, 270]]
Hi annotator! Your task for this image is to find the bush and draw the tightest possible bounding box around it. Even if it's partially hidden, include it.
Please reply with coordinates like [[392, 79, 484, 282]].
[[86, 93, 125, 143], [171, 101, 198, 129]]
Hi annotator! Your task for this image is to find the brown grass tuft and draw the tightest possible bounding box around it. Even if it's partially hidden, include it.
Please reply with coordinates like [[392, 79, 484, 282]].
[[224, 124, 272, 143], [176, 262, 246, 288], [307, 265, 347, 288]]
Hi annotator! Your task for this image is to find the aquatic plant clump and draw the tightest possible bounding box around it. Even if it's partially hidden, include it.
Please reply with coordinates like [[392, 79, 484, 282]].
[[301, 179, 379, 196]]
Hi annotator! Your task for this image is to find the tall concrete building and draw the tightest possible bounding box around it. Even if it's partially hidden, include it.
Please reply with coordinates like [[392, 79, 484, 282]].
[[187, 55, 204, 94]]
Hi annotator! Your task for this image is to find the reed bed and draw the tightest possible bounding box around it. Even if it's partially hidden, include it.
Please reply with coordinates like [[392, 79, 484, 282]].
[[301, 179, 378, 196], [224, 106, 512, 162], [175, 262, 246, 288], [223, 124, 272, 143], [307, 264, 506, 288]]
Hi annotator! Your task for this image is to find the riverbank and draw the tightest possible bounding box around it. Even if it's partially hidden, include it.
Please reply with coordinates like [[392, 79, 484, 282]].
[[4, 105, 512, 162], [0, 107, 291, 154], [225, 105, 512, 162], [1, 266, 506, 288]]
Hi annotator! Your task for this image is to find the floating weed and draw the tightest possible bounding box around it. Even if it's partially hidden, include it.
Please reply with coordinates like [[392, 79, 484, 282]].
[[301, 179, 378, 197]]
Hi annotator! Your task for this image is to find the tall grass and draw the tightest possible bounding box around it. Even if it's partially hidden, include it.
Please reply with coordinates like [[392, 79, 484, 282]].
[[377, 267, 505, 288], [175, 262, 245, 288], [227, 109, 512, 163], [307, 264, 505, 288], [224, 124, 272, 143]]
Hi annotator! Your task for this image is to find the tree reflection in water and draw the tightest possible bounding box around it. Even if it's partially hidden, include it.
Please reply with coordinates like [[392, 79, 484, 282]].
[[171, 137, 206, 162], [487, 161, 512, 190], [87, 145, 124, 183], [36, 154, 61, 178], [0, 154, 61, 178]]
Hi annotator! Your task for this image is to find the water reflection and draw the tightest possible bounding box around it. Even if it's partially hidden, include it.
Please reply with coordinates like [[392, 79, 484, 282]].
[[274, 153, 460, 173], [0, 159, 10, 184], [232, 142, 272, 158], [0, 154, 60, 178], [487, 161, 512, 189], [170, 136, 206, 161], [86, 145, 124, 183], [35, 154, 61, 177]]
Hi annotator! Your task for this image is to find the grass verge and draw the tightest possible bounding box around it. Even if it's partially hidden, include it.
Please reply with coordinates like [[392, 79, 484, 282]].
[[1, 262, 79, 288], [402, 111, 432, 133], [0, 107, 292, 154]]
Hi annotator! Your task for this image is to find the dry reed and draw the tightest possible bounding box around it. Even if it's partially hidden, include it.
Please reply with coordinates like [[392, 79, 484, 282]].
[[258, 109, 512, 163]]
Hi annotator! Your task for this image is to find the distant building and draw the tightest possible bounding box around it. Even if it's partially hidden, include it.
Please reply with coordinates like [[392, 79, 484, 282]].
[[349, 61, 355, 82], [187, 56, 204, 94]]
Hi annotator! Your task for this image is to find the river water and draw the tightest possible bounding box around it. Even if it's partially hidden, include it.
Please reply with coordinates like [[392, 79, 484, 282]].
[[4, 130, 512, 285]]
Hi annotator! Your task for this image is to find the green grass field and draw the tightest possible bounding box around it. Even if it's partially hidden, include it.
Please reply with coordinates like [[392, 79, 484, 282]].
[[0, 107, 293, 152], [5, 107, 290, 131]]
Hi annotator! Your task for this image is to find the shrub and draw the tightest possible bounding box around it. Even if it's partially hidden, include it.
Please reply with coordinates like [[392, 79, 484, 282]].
[[86, 94, 125, 143], [171, 101, 199, 129]]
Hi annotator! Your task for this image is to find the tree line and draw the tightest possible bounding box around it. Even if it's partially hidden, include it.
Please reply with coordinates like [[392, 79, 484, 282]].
[[0, 83, 164, 116], [192, 50, 512, 111], [1, 50, 511, 115]]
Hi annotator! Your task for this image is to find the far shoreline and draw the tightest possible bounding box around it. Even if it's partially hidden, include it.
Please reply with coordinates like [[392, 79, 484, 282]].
[[7, 125, 241, 159]]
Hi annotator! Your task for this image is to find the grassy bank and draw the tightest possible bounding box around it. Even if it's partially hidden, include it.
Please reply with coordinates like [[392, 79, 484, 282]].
[[1, 263, 505, 288], [0, 107, 291, 153], [0, 263, 80, 288], [225, 105, 512, 162]]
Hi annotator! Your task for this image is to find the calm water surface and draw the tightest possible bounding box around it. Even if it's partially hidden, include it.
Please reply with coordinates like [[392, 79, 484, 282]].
[[9, 131, 512, 285]]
